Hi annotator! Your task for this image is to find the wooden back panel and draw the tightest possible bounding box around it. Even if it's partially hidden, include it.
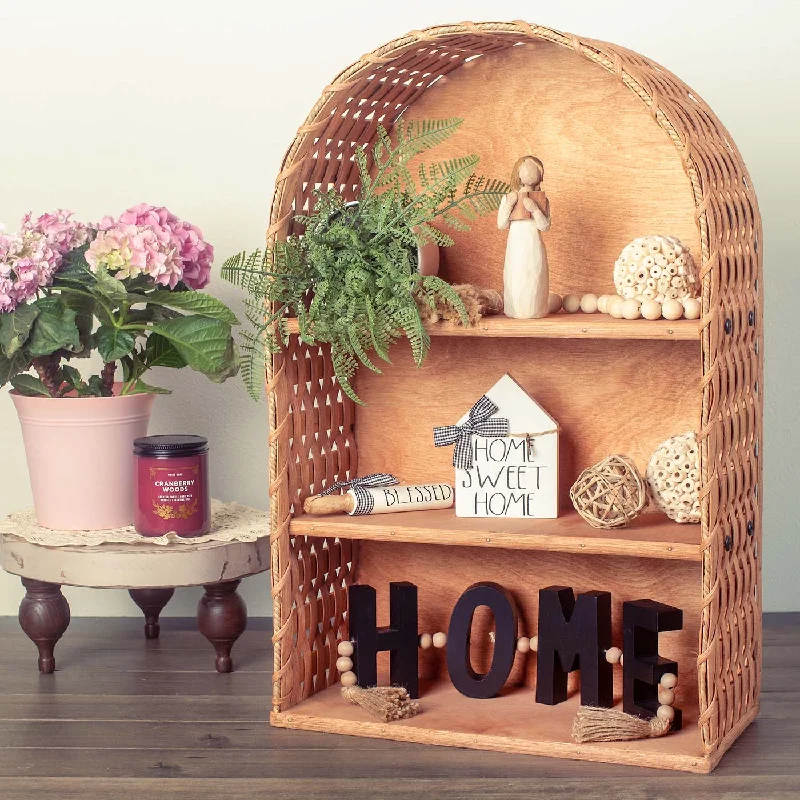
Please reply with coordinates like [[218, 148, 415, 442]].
[[355, 338, 700, 508], [404, 42, 702, 294]]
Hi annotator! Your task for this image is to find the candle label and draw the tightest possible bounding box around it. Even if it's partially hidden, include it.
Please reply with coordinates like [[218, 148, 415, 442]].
[[150, 465, 200, 520]]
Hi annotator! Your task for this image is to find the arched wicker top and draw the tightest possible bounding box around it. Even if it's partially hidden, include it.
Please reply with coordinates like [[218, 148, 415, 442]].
[[266, 21, 763, 755]]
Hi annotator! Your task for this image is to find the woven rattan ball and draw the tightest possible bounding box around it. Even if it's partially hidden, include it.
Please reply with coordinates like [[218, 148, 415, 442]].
[[570, 455, 647, 529], [646, 432, 701, 523], [613, 235, 699, 303]]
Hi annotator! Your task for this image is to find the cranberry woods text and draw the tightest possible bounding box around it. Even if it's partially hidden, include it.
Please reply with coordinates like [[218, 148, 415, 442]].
[[347, 581, 684, 730], [154, 479, 196, 493]]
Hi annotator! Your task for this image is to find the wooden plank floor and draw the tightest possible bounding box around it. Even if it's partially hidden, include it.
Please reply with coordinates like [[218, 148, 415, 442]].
[[0, 614, 797, 799]]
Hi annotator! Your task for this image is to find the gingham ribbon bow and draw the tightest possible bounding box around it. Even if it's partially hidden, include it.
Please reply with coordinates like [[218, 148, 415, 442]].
[[319, 473, 399, 515], [320, 473, 399, 496], [433, 396, 510, 469]]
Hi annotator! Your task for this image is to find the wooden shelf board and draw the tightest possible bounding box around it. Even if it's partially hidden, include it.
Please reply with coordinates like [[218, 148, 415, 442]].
[[272, 680, 711, 773], [290, 509, 701, 562], [284, 315, 700, 341]]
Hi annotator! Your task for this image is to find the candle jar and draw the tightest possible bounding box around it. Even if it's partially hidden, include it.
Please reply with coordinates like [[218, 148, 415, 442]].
[[134, 435, 210, 537]]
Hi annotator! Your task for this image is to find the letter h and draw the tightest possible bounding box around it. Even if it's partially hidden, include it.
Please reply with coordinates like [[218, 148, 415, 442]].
[[348, 582, 419, 698]]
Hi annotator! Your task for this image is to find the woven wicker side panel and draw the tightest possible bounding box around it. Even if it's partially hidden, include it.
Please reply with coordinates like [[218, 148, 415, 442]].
[[268, 336, 357, 711], [266, 21, 763, 747], [696, 179, 763, 749]]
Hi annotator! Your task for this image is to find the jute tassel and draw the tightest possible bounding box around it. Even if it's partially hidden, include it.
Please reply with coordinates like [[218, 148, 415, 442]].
[[341, 685, 421, 722], [572, 705, 671, 743]]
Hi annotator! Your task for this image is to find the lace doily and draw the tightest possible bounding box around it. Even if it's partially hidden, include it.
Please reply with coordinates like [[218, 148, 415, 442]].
[[1, 500, 268, 548]]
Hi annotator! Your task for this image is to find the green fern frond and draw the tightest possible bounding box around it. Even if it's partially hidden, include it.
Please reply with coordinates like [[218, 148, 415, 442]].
[[395, 117, 464, 156]]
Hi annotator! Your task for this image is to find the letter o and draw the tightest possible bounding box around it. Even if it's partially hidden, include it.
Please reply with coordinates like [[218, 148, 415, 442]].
[[446, 582, 518, 699]]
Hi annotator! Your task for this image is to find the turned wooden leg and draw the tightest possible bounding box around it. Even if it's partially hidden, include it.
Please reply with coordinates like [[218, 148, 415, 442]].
[[197, 579, 247, 673], [19, 579, 70, 674], [129, 588, 175, 639]]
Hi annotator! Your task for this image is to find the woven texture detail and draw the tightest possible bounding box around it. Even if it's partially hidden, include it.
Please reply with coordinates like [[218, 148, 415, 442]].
[[265, 21, 763, 759]]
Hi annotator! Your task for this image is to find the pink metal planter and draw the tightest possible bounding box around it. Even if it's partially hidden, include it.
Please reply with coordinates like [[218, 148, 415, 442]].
[[11, 386, 155, 530]]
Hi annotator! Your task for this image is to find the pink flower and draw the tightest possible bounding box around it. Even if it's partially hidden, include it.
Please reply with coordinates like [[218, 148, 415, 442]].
[[171, 221, 213, 289], [0, 224, 61, 313], [21, 209, 92, 256], [86, 224, 184, 289], [114, 204, 213, 289]]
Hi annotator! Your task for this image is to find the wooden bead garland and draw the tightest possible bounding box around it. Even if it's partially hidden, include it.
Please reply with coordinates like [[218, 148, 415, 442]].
[[646, 433, 701, 523], [569, 455, 647, 529]]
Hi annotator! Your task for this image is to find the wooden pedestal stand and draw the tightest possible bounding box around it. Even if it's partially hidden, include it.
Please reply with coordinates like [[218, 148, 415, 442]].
[[264, 22, 763, 774], [1, 533, 268, 674]]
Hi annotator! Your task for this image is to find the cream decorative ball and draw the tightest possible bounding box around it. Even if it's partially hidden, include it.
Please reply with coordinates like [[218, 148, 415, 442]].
[[580, 293, 599, 314], [646, 432, 701, 523], [562, 294, 582, 313], [683, 297, 701, 320], [641, 299, 662, 320], [607, 296, 625, 319], [661, 298, 684, 321], [621, 299, 641, 320], [613, 235, 699, 303]]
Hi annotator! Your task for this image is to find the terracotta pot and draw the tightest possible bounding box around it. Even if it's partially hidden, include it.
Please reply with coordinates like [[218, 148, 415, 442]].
[[11, 385, 156, 530]]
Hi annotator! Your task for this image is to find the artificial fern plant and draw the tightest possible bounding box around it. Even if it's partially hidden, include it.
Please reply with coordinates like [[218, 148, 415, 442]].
[[222, 117, 508, 403]]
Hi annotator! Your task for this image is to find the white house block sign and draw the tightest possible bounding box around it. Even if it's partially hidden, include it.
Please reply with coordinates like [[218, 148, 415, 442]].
[[455, 374, 559, 519]]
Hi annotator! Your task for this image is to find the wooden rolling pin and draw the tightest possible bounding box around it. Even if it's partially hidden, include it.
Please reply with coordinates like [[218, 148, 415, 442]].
[[304, 483, 454, 516]]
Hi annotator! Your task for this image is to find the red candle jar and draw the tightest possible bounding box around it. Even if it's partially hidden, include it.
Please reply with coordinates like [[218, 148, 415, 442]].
[[134, 435, 210, 537]]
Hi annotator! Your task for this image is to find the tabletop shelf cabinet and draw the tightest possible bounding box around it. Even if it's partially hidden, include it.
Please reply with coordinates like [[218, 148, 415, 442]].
[[265, 22, 763, 773]]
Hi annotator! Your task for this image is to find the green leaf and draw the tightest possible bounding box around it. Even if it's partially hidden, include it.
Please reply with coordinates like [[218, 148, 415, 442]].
[[10, 374, 51, 397], [28, 305, 81, 357], [93, 269, 128, 305], [147, 290, 240, 325], [152, 316, 239, 382], [0, 349, 32, 388], [121, 378, 172, 396], [144, 333, 187, 369], [59, 292, 95, 356], [61, 364, 83, 389], [55, 245, 94, 287], [95, 326, 136, 362], [0, 304, 40, 356], [87, 375, 113, 397]]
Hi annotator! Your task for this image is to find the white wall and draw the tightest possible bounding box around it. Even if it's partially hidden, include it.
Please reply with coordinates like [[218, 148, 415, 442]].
[[1, 0, 797, 615]]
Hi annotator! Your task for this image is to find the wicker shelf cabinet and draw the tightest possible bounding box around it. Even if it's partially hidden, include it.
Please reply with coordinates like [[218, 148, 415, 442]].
[[266, 22, 763, 773]]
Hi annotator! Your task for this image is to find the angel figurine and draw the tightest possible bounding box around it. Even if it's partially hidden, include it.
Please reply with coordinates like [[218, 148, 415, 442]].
[[497, 156, 551, 319]]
